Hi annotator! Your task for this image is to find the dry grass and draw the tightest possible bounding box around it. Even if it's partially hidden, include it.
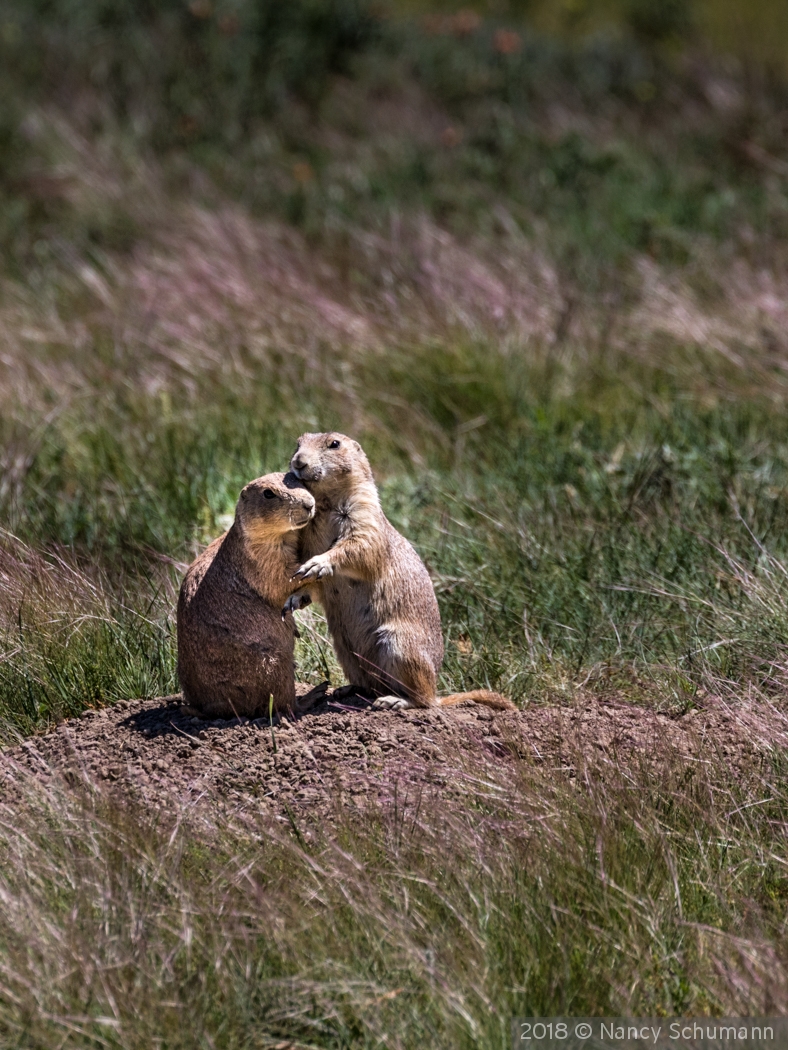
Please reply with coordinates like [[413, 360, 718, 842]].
[[0, 736, 787, 1048]]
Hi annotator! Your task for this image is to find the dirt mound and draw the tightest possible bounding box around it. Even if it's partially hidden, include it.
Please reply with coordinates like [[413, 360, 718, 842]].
[[2, 691, 785, 817]]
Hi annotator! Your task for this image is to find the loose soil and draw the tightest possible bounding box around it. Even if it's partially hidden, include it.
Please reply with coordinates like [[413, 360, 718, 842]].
[[2, 689, 785, 818]]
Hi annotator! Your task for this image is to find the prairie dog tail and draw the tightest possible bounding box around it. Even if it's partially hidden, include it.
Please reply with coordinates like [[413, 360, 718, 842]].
[[436, 689, 516, 711]]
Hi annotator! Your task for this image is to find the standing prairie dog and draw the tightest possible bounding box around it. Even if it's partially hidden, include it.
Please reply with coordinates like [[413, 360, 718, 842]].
[[287, 432, 514, 711], [177, 472, 324, 719]]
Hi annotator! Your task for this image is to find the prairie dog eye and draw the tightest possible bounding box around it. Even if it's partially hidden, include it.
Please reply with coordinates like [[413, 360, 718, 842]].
[[262, 489, 276, 499], [329, 439, 340, 449]]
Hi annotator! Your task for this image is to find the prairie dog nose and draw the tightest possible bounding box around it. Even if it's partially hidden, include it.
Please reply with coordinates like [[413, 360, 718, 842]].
[[292, 452, 307, 470]]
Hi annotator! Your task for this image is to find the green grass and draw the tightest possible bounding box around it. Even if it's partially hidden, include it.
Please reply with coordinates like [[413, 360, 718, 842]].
[[4, 339, 788, 729]]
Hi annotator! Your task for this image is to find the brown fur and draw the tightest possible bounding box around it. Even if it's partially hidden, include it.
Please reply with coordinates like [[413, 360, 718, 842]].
[[177, 472, 317, 718], [289, 432, 514, 711]]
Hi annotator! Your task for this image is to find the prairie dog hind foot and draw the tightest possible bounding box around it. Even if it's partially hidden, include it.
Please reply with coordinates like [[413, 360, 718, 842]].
[[332, 684, 363, 701], [296, 680, 330, 713], [371, 695, 413, 711]]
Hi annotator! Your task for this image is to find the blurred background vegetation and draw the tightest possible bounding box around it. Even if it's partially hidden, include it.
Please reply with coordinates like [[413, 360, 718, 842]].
[[2, 0, 788, 270]]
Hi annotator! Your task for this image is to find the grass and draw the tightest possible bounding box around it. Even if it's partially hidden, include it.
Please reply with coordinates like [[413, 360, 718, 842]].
[[5, 339, 788, 727], [2, 0, 788, 1042], [0, 741, 786, 1048]]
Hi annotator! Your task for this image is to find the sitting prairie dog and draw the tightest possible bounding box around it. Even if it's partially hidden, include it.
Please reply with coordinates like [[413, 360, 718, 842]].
[[177, 472, 325, 719], [287, 432, 514, 711]]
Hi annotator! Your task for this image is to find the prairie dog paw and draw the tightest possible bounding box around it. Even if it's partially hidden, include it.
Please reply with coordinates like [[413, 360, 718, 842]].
[[372, 695, 413, 711], [281, 591, 313, 619], [333, 684, 361, 701], [293, 554, 334, 581], [297, 680, 330, 712]]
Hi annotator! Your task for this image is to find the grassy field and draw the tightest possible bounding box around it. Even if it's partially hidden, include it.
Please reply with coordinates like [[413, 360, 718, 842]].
[[2, 0, 788, 1044]]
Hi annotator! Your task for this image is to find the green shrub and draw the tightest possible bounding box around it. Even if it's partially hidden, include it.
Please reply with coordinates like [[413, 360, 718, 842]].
[[1, 0, 380, 145]]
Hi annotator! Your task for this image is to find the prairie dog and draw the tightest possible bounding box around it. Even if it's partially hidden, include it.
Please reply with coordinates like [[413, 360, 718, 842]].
[[288, 432, 514, 711], [177, 472, 323, 718]]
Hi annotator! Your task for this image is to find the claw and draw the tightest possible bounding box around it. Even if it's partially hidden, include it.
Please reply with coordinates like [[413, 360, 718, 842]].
[[283, 591, 313, 619], [293, 555, 334, 582]]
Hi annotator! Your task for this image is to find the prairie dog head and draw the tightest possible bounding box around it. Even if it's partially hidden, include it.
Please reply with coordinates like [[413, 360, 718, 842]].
[[236, 472, 315, 544], [290, 432, 373, 493]]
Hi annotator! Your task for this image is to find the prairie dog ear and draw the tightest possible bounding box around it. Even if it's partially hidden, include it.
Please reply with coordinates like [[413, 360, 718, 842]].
[[353, 440, 362, 452]]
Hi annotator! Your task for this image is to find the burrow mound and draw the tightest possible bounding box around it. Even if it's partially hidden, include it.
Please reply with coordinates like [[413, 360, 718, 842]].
[[2, 690, 785, 817]]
